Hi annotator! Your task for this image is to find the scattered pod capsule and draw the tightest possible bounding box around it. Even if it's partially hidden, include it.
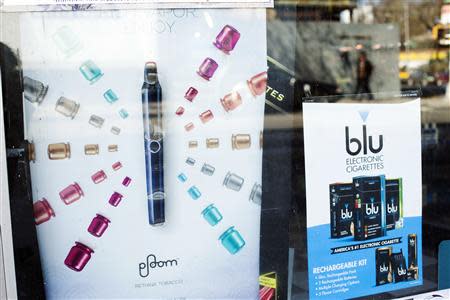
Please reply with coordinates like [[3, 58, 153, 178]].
[[64, 242, 94, 272]]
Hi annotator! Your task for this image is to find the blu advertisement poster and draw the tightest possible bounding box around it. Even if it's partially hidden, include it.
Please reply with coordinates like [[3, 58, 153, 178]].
[[303, 99, 422, 299]]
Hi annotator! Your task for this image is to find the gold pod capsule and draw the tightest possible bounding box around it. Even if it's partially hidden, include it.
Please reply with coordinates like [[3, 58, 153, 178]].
[[188, 140, 198, 149], [84, 144, 99, 155], [108, 144, 118, 152], [206, 138, 219, 149], [48, 142, 71, 160], [231, 134, 251, 150], [28, 142, 36, 162]]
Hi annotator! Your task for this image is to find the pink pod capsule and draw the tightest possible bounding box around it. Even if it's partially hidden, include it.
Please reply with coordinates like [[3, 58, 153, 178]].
[[184, 122, 194, 132], [34, 198, 55, 225], [122, 176, 132, 187], [91, 170, 107, 184], [175, 106, 185, 116], [109, 192, 123, 207], [199, 110, 214, 123], [88, 214, 110, 237], [247, 71, 267, 97], [184, 87, 198, 102], [220, 91, 242, 112], [64, 242, 94, 272], [197, 58, 218, 81], [213, 25, 241, 54], [112, 161, 122, 171], [59, 182, 84, 205]]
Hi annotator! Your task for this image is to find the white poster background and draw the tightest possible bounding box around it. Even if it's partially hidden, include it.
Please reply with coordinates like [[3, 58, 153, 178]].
[[20, 9, 266, 299], [303, 100, 422, 227]]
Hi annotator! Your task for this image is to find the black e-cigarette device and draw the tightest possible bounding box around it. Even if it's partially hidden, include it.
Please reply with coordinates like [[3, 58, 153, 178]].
[[142, 62, 165, 225]]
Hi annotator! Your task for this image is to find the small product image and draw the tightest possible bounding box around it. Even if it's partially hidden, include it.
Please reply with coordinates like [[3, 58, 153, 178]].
[[122, 176, 132, 187], [220, 91, 242, 112], [88, 214, 111, 238], [329, 183, 354, 238], [109, 192, 123, 207], [23, 76, 48, 104], [197, 57, 218, 81], [219, 226, 245, 254], [223, 172, 244, 191], [353, 175, 387, 241], [104, 89, 119, 104], [91, 170, 107, 184], [206, 138, 219, 148], [375, 247, 392, 286], [249, 183, 262, 206], [408, 234, 418, 269], [79, 60, 103, 84], [52, 26, 82, 57], [386, 178, 403, 230], [33, 198, 55, 225], [391, 249, 408, 283], [64, 242, 94, 272], [202, 204, 223, 226], [213, 24, 240, 54], [184, 87, 198, 102], [84, 144, 99, 155], [188, 186, 201, 200], [247, 71, 267, 97], [48, 142, 71, 160], [89, 115, 105, 128], [55, 96, 80, 119], [232, 134, 251, 150], [59, 182, 84, 205]]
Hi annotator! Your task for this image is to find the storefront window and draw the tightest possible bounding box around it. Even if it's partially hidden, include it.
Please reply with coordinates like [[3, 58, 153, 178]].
[[1, 0, 449, 299]]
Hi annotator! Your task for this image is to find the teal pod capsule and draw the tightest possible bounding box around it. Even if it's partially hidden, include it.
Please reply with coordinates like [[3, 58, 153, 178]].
[[188, 186, 201, 200], [219, 226, 245, 255], [119, 109, 129, 119], [201, 204, 222, 226], [178, 173, 187, 182], [52, 26, 82, 57], [104, 89, 119, 104], [79, 60, 103, 84]]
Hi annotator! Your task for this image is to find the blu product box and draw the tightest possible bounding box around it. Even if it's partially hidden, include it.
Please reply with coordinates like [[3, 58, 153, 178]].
[[353, 175, 387, 241], [391, 249, 408, 283], [375, 246, 393, 286], [386, 178, 403, 230], [329, 183, 354, 238]]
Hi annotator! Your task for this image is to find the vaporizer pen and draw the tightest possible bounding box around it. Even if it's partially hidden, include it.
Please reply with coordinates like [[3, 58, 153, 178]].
[[142, 62, 165, 225]]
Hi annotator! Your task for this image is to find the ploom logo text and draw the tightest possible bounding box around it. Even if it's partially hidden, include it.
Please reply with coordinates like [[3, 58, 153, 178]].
[[139, 254, 179, 278]]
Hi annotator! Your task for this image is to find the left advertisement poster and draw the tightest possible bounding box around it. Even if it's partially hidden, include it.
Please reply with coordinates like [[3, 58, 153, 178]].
[[20, 8, 266, 299], [303, 99, 422, 299]]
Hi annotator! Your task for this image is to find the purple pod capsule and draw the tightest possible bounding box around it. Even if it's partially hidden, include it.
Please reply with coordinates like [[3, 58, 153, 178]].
[[59, 182, 84, 205], [109, 192, 123, 207], [197, 58, 218, 81], [122, 176, 132, 187], [213, 25, 241, 54], [88, 214, 110, 237], [91, 170, 107, 184], [64, 242, 93, 272], [184, 87, 198, 102]]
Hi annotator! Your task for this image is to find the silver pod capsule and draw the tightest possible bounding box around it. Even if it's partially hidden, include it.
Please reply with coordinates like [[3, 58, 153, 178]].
[[23, 76, 49, 104], [201, 163, 215, 176], [223, 172, 244, 191], [249, 183, 262, 205], [89, 115, 105, 128], [55, 97, 80, 119]]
